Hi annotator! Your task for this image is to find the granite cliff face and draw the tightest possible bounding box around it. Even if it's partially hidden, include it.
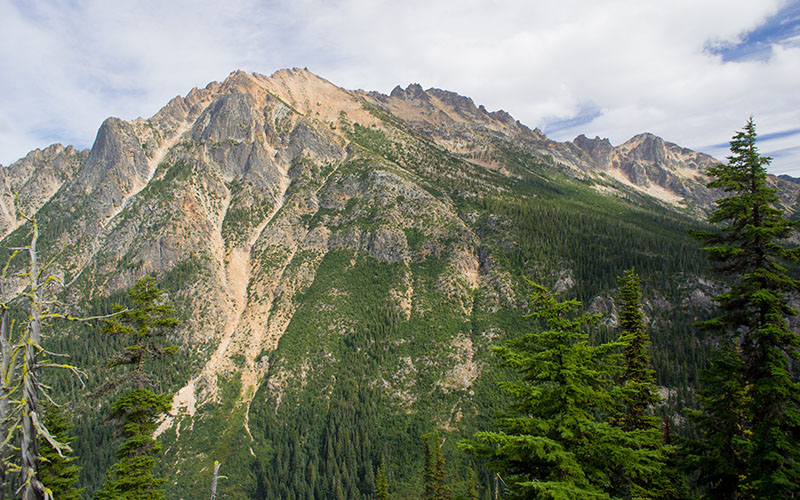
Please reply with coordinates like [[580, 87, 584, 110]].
[[3, 68, 790, 499]]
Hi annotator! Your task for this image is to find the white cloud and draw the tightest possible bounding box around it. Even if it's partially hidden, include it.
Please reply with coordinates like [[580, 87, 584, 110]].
[[1, 0, 798, 174]]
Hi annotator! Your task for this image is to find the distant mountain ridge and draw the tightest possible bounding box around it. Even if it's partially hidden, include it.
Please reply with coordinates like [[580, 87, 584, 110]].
[[4, 69, 797, 239], [362, 81, 798, 213]]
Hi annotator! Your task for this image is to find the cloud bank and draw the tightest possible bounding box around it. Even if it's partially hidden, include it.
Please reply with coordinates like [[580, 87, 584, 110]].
[[1, 0, 799, 174]]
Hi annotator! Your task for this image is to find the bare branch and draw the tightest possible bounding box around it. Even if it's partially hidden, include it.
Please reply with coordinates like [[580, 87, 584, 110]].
[[38, 251, 65, 278], [38, 363, 87, 388], [45, 308, 130, 325], [31, 411, 71, 459]]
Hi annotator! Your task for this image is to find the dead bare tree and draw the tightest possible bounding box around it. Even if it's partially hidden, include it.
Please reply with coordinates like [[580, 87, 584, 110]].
[[15, 215, 71, 500], [0, 207, 113, 500], [0, 249, 20, 499]]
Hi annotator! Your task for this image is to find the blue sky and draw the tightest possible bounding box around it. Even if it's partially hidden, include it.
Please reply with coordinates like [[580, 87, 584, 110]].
[[705, 1, 800, 62], [2, 0, 799, 174]]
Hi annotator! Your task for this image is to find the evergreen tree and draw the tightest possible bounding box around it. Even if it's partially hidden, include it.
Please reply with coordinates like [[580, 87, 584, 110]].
[[684, 343, 751, 500], [660, 417, 689, 500], [611, 269, 674, 499], [615, 269, 661, 432], [95, 277, 179, 500], [96, 276, 180, 392], [423, 434, 434, 500], [463, 467, 479, 500], [691, 117, 800, 498], [37, 404, 84, 500], [422, 432, 450, 500], [432, 435, 451, 500], [461, 283, 662, 499], [95, 390, 171, 500], [375, 455, 389, 500]]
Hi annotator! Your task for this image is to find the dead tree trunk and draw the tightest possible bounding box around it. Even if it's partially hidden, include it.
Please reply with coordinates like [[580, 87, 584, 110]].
[[20, 220, 43, 500], [0, 246, 20, 499], [210, 461, 221, 500], [0, 296, 13, 499], [1, 209, 86, 500]]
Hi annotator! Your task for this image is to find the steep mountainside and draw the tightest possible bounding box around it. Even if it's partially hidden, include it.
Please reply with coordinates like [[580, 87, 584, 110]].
[[3, 68, 795, 499]]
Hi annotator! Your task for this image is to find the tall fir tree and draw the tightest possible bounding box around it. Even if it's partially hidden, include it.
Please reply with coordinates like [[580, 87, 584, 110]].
[[461, 283, 663, 500], [463, 467, 480, 500], [691, 117, 800, 498], [615, 269, 661, 432], [611, 269, 673, 500], [684, 342, 751, 500], [432, 434, 451, 500], [95, 390, 171, 500], [423, 434, 434, 500], [422, 432, 451, 500], [95, 277, 179, 500]]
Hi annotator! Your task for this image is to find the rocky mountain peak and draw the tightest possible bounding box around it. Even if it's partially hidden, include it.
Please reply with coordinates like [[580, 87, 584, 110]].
[[77, 117, 154, 201], [572, 134, 614, 163], [0, 142, 86, 237], [251, 67, 377, 127], [14, 67, 799, 226], [390, 83, 428, 100], [619, 132, 673, 161], [260, 67, 341, 98], [360, 80, 548, 164], [267, 66, 318, 81], [425, 88, 478, 113], [779, 174, 800, 184], [219, 69, 264, 96], [480, 106, 516, 125]]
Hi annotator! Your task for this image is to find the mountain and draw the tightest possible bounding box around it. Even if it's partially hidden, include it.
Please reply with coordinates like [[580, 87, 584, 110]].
[[361, 82, 800, 214], [4, 68, 796, 499], [0, 143, 85, 238], [779, 173, 800, 184]]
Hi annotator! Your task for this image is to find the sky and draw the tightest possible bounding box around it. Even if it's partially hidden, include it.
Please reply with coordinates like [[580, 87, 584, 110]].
[[1, 0, 800, 175]]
